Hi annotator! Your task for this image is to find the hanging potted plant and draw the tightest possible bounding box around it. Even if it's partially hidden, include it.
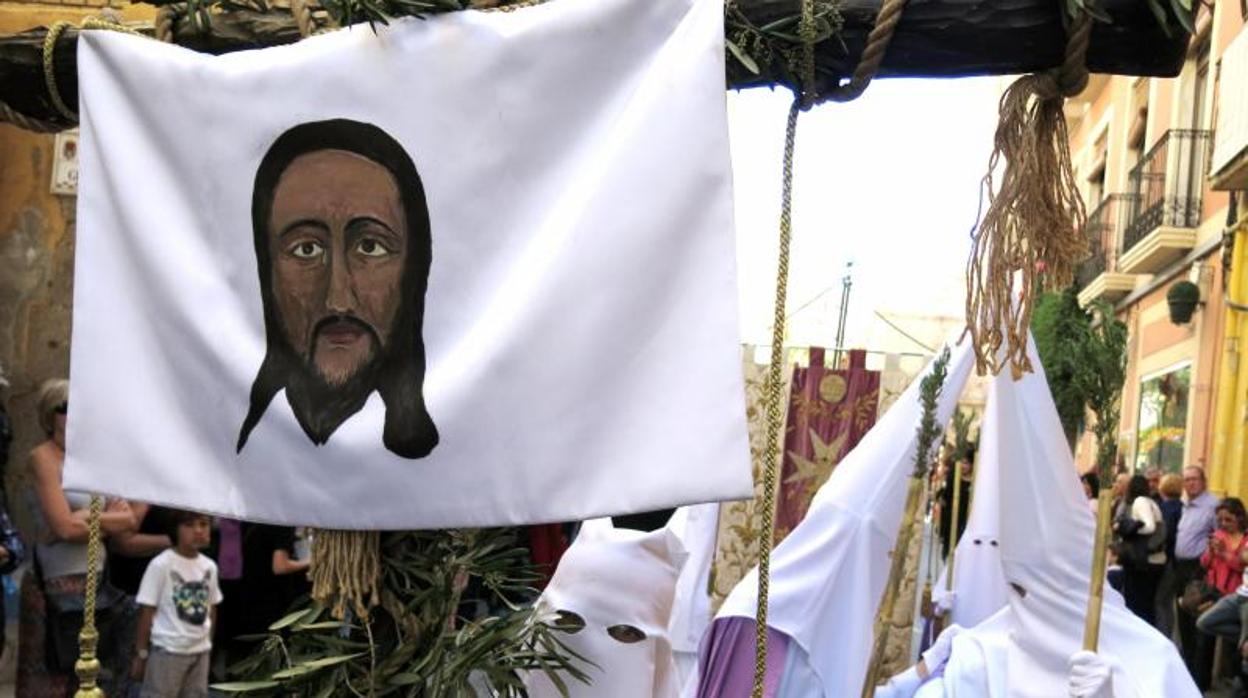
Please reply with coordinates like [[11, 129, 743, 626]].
[[1167, 280, 1201, 324]]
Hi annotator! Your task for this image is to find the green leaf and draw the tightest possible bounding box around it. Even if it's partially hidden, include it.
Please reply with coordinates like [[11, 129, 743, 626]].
[[725, 40, 761, 75], [268, 608, 310, 631], [210, 681, 282, 692], [1145, 0, 1173, 37], [295, 621, 348, 632], [269, 664, 316, 679], [1168, 0, 1196, 34], [302, 652, 365, 669]]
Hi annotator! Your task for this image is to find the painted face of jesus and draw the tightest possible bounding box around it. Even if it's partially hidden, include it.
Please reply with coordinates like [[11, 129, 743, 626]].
[[268, 150, 408, 387]]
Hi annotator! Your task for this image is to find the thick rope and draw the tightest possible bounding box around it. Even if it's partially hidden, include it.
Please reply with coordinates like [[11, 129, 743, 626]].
[[42, 22, 76, 123], [42, 18, 148, 127], [155, 6, 178, 43], [290, 0, 317, 38], [965, 11, 1091, 378], [310, 529, 381, 619], [820, 0, 908, 104], [0, 100, 63, 132], [73, 496, 105, 697]]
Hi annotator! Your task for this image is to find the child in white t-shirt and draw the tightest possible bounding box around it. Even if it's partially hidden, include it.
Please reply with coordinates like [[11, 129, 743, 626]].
[[132, 510, 223, 697]]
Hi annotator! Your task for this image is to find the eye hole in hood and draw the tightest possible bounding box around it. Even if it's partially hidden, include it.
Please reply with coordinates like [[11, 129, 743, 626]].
[[553, 610, 586, 634], [607, 625, 647, 644]]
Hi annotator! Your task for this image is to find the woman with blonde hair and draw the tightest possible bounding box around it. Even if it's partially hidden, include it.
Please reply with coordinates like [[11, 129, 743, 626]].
[[18, 378, 137, 696]]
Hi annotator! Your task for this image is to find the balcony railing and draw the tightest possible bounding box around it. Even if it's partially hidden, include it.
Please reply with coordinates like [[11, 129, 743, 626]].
[[1122, 129, 1213, 254], [1076, 194, 1136, 289]]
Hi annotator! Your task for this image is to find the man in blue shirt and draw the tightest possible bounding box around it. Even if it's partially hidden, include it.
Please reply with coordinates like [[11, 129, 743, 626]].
[[1173, 465, 1219, 689]]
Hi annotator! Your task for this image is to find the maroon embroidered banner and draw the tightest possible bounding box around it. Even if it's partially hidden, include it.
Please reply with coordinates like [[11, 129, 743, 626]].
[[773, 348, 880, 544]]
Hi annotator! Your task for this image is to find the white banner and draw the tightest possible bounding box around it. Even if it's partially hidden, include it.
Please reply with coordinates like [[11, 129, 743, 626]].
[[66, 0, 750, 529]]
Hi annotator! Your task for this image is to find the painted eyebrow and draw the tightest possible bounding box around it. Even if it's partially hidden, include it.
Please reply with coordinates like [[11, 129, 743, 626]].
[[346, 216, 400, 236], [277, 219, 330, 238]]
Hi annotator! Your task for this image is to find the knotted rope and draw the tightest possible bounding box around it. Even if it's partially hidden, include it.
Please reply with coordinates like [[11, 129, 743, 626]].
[[965, 12, 1092, 378]]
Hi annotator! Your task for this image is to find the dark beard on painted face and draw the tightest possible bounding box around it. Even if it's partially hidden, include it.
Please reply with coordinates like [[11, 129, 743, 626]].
[[283, 315, 384, 446]]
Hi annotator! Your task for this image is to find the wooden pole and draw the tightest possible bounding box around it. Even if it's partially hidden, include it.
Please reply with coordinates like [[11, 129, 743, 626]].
[[943, 461, 964, 591], [861, 477, 925, 698], [1082, 489, 1115, 650]]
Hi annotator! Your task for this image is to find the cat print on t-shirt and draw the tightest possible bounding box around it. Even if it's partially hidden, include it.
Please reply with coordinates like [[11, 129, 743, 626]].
[[172, 570, 212, 626]]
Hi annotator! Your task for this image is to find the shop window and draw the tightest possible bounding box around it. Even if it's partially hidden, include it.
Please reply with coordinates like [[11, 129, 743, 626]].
[[1134, 365, 1192, 474]]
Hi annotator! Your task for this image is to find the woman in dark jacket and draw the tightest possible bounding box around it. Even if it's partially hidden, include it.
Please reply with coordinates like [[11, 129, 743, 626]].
[[1114, 474, 1167, 626], [1155, 472, 1184, 636]]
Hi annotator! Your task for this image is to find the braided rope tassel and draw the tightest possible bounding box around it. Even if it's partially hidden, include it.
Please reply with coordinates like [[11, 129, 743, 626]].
[[74, 496, 106, 698], [751, 96, 801, 698]]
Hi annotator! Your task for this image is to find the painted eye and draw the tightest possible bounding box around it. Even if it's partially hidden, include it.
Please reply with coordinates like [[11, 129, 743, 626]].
[[606, 625, 647, 644], [290, 241, 324, 259], [356, 237, 392, 257], [552, 610, 585, 634]]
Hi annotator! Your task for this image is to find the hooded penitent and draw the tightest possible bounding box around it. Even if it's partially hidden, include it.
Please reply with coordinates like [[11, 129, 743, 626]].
[[665, 502, 720, 691], [937, 335, 1198, 698], [697, 339, 975, 696], [931, 407, 1009, 630], [526, 519, 687, 698]]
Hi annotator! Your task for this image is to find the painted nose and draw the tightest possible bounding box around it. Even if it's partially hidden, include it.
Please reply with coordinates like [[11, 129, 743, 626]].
[[326, 245, 357, 313]]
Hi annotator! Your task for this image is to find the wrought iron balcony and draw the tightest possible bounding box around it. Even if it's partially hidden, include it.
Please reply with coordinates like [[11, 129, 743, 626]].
[[1076, 194, 1135, 289], [1122, 129, 1213, 256]]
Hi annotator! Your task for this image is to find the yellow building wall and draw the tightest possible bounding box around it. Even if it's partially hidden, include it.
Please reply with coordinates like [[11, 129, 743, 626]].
[[0, 1, 156, 530]]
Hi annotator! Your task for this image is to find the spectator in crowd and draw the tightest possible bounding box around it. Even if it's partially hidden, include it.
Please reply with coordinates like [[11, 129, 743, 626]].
[[1201, 499, 1248, 598], [0, 491, 24, 661], [1114, 474, 1166, 625], [1175, 466, 1221, 689], [19, 378, 138, 696], [1156, 472, 1184, 637], [214, 522, 310, 675], [0, 366, 25, 664], [1146, 466, 1163, 501], [132, 510, 221, 697], [1195, 536, 1248, 693], [109, 505, 172, 596], [1081, 471, 1100, 515]]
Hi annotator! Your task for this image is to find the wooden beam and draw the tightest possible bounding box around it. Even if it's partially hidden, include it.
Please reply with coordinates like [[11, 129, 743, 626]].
[[0, 0, 1189, 131]]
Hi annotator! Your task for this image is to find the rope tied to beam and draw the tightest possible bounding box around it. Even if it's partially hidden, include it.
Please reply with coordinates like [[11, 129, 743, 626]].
[[42, 18, 146, 124], [749, 1, 907, 696], [966, 10, 1092, 378], [818, 0, 908, 105]]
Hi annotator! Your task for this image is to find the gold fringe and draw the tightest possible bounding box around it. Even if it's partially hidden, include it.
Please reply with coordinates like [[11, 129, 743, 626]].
[[310, 529, 381, 619], [965, 72, 1088, 379]]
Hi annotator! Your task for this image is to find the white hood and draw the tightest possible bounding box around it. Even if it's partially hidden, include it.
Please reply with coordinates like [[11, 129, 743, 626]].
[[716, 338, 975, 696], [933, 401, 1009, 629], [525, 518, 688, 698], [666, 502, 720, 693], [945, 336, 1198, 698]]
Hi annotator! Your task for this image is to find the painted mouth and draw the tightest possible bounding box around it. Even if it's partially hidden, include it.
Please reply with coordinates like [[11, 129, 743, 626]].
[[315, 316, 373, 348]]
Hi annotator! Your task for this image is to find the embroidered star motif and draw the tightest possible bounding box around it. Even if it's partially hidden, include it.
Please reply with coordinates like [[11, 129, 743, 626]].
[[784, 427, 849, 492]]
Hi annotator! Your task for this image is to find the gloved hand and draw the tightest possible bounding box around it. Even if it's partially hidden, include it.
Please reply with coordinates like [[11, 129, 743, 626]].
[[935, 591, 956, 616], [875, 665, 923, 698], [1068, 650, 1114, 698], [920, 623, 964, 673]]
